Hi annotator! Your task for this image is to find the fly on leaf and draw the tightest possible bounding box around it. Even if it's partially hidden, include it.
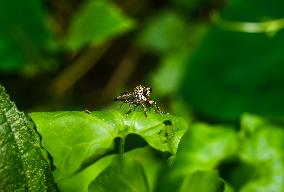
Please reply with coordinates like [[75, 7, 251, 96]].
[[114, 85, 166, 117]]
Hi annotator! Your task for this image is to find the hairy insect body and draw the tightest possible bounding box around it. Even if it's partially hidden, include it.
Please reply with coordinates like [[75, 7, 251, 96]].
[[114, 85, 164, 117]]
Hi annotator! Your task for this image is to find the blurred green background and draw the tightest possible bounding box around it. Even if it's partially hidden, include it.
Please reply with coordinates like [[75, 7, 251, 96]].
[[1, 0, 284, 191], [1, 0, 284, 122]]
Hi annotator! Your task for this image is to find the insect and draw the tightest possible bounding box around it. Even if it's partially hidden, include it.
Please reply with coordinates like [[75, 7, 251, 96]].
[[113, 85, 165, 117]]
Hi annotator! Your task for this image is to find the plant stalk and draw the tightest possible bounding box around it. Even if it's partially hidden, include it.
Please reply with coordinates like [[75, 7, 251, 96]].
[[119, 136, 125, 160]]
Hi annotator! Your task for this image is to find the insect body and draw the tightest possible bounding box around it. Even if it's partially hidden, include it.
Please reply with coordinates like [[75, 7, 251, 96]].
[[114, 85, 164, 117]]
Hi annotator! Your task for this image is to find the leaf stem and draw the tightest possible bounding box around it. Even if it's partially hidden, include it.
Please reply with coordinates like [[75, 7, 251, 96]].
[[119, 136, 125, 160]]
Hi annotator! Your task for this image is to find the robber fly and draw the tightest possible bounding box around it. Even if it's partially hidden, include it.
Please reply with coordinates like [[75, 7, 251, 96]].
[[113, 85, 165, 117]]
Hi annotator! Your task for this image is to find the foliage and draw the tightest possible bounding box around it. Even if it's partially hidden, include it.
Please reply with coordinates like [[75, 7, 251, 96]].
[[0, 85, 57, 191], [88, 157, 149, 192], [65, 0, 134, 50], [1, 0, 284, 191], [181, 0, 284, 121], [157, 114, 284, 192], [2, 83, 284, 191], [238, 114, 284, 192], [180, 170, 225, 192], [29, 110, 188, 191]]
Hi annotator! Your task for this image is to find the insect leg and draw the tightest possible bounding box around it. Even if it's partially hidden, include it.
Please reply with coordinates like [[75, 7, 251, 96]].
[[152, 101, 163, 114], [83, 109, 91, 114], [133, 104, 139, 111], [119, 101, 126, 109], [125, 109, 132, 115], [125, 103, 132, 115], [141, 103, 148, 117]]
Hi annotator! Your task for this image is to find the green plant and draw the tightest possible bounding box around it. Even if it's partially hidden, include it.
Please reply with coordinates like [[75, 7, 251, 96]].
[[1, 0, 284, 191], [0, 84, 189, 191], [2, 81, 283, 192], [0, 85, 57, 191]]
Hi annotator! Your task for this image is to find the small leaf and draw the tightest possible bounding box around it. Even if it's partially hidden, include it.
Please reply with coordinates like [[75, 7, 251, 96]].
[[151, 51, 189, 96], [88, 157, 149, 192], [180, 170, 225, 192], [0, 84, 57, 191], [65, 0, 134, 50], [138, 12, 188, 54]]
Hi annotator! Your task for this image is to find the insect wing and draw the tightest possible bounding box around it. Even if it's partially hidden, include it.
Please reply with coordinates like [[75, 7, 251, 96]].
[[114, 91, 134, 101]]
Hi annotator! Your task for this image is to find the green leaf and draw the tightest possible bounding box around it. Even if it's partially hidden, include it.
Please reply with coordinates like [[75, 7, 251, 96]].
[[156, 123, 238, 192], [238, 114, 284, 192], [58, 155, 114, 192], [125, 147, 163, 192], [138, 12, 188, 54], [151, 51, 189, 96], [88, 157, 149, 192], [172, 123, 239, 177], [59, 147, 162, 192], [0, 84, 57, 191], [180, 170, 225, 192], [0, 0, 54, 74], [65, 0, 134, 50], [29, 111, 188, 190]]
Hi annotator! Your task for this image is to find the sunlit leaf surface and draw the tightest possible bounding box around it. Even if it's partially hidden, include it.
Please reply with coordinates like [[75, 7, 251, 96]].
[[29, 111, 188, 191]]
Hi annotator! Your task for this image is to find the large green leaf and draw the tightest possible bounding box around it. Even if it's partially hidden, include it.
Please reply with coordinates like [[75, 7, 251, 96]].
[[0, 85, 57, 191], [65, 0, 134, 50], [88, 157, 149, 192], [29, 111, 188, 190]]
